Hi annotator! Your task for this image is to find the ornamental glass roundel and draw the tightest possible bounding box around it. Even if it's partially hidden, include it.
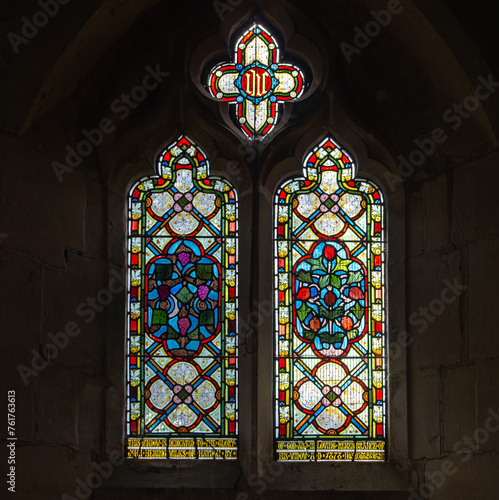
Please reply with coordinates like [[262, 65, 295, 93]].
[[208, 24, 305, 140], [274, 137, 386, 461], [126, 136, 238, 459]]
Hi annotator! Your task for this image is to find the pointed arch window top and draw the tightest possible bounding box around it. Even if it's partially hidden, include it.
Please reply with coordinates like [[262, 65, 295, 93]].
[[157, 135, 209, 181], [303, 137, 357, 182], [208, 24, 305, 139]]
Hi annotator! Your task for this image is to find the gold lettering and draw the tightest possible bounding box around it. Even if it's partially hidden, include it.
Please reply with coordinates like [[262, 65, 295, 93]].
[[242, 69, 270, 98]]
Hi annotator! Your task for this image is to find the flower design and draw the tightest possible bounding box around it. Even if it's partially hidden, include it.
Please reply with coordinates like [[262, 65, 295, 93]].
[[162, 166, 172, 178], [360, 182, 375, 194], [131, 237, 141, 253], [285, 181, 300, 193], [173, 192, 193, 212], [146, 361, 220, 432], [193, 192, 216, 216], [331, 148, 342, 159], [173, 383, 194, 404], [226, 336, 236, 353], [226, 269, 236, 287], [226, 238, 236, 254], [293, 241, 366, 357], [373, 404, 383, 424], [214, 180, 229, 192], [147, 240, 221, 357], [130, 369, 140, 387], [171, 146, 182, 157], [279, 306, 289, 324], [278, 205, 288, 223], [226, 402, 236, 421], [278, 340, 289, 356], [371, 204, 381, 221], [372, 336, 382, 355], [138, 180, 154, 191], [130, 402, 140, 420], [372, 303, 382, 321], [226, 204, 236, 221], [130, 302, 141, 319], [278, 273, 288, 290], [279, 405, 290, 423], [372, 243, 382, 255], [130, 336, 140, 353], [278, 241, 288, 257], [226, 369, 236, 386], [294, 360, 367, 434], [197, 165, 207, 178], [131, 270, 141, 286], [373, 369, 383, 389], [320, 385, 342, 407], [316, 147, 327, 159], [226, 302, 236, 320], [319, 193, 340, 213], [131, 202, 142, 219], [279, 373, 289, 390]]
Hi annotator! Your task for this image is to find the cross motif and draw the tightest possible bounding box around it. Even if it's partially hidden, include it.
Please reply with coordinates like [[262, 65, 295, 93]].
[[208, 24, 305, 140]]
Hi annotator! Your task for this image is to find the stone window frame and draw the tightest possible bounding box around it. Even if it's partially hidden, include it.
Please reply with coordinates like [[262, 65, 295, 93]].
[[256, 131, 408, 492], [103, 138, 251, 489], [102, 128, 408, 493]]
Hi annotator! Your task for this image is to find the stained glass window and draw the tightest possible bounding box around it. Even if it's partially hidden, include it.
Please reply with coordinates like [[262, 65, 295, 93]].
[[126, 136, 238, 459], [274, 137, 386, 461], [207, 24, 305, 140]]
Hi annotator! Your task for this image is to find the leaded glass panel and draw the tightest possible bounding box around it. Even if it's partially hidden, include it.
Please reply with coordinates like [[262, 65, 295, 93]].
[[126, 136, 238, 459], [207, 24, 305, 140], [274, 137, 386, 461]]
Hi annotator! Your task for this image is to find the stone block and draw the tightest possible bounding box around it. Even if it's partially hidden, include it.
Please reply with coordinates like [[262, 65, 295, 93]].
[[442, 365, 476, 453], [452, 151, 499, 244], [85, 178, 106, 258], [0, 252, 41, 356], [33, 377, 76, 446], [407, 189, 424, 258], [423, 174, 448, 252], [15, 445, 91, 499], [407, 250, 464, 369], [476, 358, 499, 452], [0, 135, 85, 268], [468, 236, 499, 361], [105, 264, 127, 386], [43, 253, 107, 370], [77, 380, 104, 451], [409, 368, 441, 459], [108, 190, 127, 268], [29, 354, 72, 392], [105, 387, 124, 455], [0, 352, 34, 442], [388, 371, 409, 460], [421, 453, 499, 500]]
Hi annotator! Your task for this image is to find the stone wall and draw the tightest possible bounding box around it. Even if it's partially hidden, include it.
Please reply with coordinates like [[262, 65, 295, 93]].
[[405, 152, 499, 499], [3, 124, 499, 500], [1, 0, 499, 499]]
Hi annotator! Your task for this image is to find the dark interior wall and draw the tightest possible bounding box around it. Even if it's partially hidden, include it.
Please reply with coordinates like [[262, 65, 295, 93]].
[[1, 0, 499, 499]]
